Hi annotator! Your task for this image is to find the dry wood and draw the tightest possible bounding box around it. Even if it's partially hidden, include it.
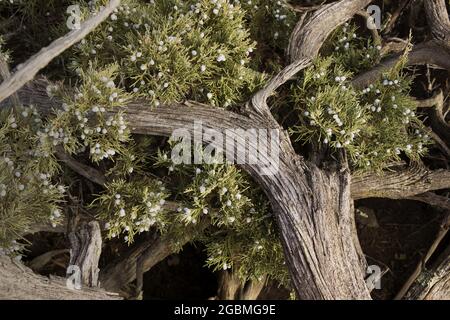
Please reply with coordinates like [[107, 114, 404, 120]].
[[68, 221, 102, 287], [404, 244, 450, 300], [20, 80, 450, 200], [424, 0, 450, 44], [395, 209, 450, 299], [56, 146, 108, 186], [0, 255, 121, 300], [352, 41, 450, 89], [351, 164, 450, 200], [28, 249, 69, 273], [215, 271, 266, 300]]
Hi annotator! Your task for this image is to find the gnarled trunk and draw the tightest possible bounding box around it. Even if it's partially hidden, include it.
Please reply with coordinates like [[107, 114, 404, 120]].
[[256, 158, 371, 299]]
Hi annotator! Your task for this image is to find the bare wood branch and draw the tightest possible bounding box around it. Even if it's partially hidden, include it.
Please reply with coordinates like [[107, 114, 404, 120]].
[[68, 221, 102, 287], [415, 90, 445, 108], [408, 192, 450, 211], [56, 146, 107, 186], [28, 249, 69, 272], [100, 218, 209, 293], [424, 0, 450, 44], [0, 0, 121, 103], [425, 128, 450, 159], [403, 240, 450, 300], [356, 10, 382, 45], [284, 2, 324, 13], [352, 164, 450, 200], [10, 78, 450, 203], [0, 255, 121, 300], [383, 0, 412, 35], [352, 41, 450, 89], [250, 0, 372, 117], [215, 271, 266, 300]]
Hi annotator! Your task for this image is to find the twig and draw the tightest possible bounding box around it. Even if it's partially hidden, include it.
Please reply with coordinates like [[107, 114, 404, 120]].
[[55, 146, 108, 186], [383, 0, 412, 35], [415, 90, 444, 108]]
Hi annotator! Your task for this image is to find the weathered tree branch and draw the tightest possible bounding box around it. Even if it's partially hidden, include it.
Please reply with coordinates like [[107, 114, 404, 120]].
[[352, 41, 450, 89], [215, 271, 266, 300], [353, 0, 450, 88], [408, 192, 450, 211], [395, 208, 450, 299], [0, 255, 121, 300], [404, 243, 450, 300], [56, 146, 108, 186], [424, 0, 450, 45], [28, 249, 69, 273], [14, 79, 450, 201], [0, 0, 120, 103], [352, 164, 450, 200], [68, 221, 102, 287]]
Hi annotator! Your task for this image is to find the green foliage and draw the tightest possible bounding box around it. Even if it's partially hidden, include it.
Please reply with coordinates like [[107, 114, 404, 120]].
[[289, 24, 430, 171], [43, 63, 132, 163], [154, 143, 289, 286], [67, 0, 264, 107], [327, 23, 381, 73], [0, 106, 65, 250], [233, 0, 296, 52], [94, 178, 169, 244]]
